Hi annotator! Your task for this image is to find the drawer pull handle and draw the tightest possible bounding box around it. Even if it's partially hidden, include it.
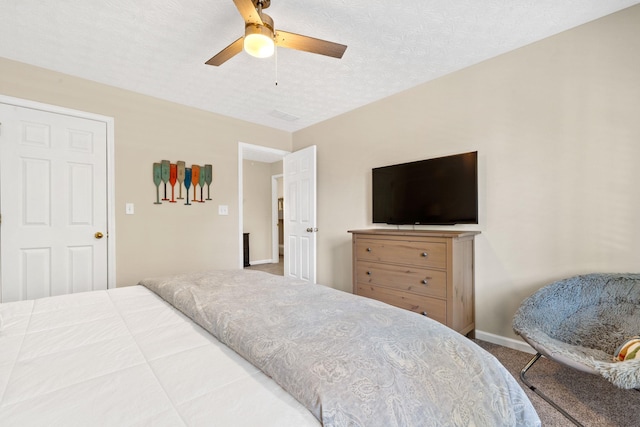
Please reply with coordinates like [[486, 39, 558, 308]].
[[366, 271, 372, 275], [366, 247, 372, 252], [421, 252, 428, 258], [421, 279, 428, 285]]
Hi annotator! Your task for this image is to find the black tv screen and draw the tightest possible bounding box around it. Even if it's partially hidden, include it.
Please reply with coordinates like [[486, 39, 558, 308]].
[[372, 151, 478, 225]]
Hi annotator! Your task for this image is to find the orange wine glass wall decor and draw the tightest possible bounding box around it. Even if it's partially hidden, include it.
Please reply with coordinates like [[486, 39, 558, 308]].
[[191, 165, 200, 203]]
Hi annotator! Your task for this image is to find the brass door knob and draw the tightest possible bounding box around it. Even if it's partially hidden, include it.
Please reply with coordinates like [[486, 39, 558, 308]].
[[95, 232, 104, 239]]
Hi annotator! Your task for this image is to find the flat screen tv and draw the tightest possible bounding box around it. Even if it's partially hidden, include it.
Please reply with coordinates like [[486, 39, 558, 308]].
[[372, 151, 478, 225]]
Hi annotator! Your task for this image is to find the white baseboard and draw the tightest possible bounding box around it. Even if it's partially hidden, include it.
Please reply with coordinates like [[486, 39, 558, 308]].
[[248, 259, 273, 266], [475, 330, 536, 354]]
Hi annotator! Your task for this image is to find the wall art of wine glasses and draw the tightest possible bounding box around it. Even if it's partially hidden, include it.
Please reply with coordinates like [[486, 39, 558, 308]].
[[153, 161, 213, 205]]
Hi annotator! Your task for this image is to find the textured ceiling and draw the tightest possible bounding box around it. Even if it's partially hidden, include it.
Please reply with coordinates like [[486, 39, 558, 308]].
[[1, 1, 638, 132]]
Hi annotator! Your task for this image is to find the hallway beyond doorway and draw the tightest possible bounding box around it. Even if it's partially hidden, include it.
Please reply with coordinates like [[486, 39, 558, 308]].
[[245, 256, 284, 276]]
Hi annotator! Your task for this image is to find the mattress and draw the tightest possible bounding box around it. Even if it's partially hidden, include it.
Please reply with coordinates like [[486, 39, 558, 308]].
[[0, 285, 319, 426]]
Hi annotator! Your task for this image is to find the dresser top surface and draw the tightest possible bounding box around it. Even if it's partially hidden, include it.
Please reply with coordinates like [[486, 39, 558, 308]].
[[348, 229, 481, 239]]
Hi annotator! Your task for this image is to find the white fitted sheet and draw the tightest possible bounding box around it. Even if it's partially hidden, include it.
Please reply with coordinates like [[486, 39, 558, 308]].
[[0, 286, 319, 426]]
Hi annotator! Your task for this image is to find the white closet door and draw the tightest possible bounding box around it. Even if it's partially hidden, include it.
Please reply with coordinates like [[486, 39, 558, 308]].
[[0, 103, 108, 302]]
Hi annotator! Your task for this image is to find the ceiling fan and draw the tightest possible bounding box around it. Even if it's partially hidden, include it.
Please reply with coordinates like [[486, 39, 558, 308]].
[[205, 0, 347, 66]]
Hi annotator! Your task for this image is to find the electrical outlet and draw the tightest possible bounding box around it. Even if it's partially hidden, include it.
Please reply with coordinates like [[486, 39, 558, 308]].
[[218, 205, 229, 215]]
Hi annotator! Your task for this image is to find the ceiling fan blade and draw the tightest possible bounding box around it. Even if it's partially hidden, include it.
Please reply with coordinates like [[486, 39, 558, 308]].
[[205, 37, 244, 66], [233, 0, 263, 26], [275, 31, 347, 59]]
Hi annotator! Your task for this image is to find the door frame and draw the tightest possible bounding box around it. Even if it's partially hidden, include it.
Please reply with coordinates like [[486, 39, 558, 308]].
[[0, 95, 117, 290], [237, 142, 289, 269]]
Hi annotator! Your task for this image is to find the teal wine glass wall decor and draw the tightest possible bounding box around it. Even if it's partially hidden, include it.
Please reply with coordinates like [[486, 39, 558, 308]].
[[153, 163, 162, 205], [199, 166, 206, 203], [205, 164, 213, 200], [161, 160, 170, 201], [184, 167, 192, 206]]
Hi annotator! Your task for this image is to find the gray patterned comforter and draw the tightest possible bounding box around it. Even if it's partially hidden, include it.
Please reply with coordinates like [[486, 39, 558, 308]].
[[140, 270, 540, 427]]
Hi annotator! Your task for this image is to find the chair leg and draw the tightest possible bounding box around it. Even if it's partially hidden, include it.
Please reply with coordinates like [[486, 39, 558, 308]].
[[520, 352, 584, 427]]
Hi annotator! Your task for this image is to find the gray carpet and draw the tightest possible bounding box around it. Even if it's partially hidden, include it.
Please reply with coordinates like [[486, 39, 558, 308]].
[[245, 257, 284, 276], [476, 340, 640, 426]]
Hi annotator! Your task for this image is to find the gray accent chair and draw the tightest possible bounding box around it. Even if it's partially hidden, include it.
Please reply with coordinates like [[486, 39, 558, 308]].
[[513, 273, 640, 426]]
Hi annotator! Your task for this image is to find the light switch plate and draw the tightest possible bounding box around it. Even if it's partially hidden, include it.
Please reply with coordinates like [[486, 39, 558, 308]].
[[125, 203, 134, 215]]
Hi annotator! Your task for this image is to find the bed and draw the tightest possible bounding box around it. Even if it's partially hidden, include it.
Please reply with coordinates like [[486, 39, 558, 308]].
[[0, 269, 540, 426]]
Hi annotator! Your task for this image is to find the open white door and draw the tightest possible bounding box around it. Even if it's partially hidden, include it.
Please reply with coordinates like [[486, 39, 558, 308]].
[[283, 145, 317, 283], [0, 102, 110, 302]]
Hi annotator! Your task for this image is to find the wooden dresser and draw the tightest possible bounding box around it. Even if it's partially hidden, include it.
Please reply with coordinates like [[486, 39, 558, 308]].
[[349, 229, 479, 336]]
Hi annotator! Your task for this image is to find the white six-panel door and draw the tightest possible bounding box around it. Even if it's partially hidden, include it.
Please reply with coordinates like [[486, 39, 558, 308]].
[[283, 145, 317, 283], [0, 103, 109, 302]]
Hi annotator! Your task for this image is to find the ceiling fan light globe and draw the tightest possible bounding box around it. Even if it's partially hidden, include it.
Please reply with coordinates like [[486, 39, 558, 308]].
[[244, 25, 275, 58]]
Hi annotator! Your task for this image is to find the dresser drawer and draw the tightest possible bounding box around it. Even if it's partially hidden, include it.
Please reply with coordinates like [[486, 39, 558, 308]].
[[355, 262, 446, 299], [356, 284, 446, 325], [355, 238, 446, 269]]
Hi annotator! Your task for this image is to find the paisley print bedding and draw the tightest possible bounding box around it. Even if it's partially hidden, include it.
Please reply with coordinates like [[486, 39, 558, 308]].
[[140, 269, 540, 427]]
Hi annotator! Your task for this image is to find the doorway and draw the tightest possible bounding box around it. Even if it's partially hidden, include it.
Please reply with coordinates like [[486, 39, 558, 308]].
[[246, 173, 284, 275], [238, 143, 288, 274], [238, 143, 318, 283]]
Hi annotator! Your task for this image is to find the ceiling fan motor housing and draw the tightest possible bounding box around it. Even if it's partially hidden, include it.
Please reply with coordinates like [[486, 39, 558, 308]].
[[244, 13, 275, 58], [246, 11, 274, 36]]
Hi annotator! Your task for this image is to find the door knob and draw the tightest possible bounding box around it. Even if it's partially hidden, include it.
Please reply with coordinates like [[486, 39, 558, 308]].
[[95, 232, 104, 239]]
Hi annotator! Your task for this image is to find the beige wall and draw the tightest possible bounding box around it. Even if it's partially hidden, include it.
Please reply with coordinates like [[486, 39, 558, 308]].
[[271, 160, 284, 181], [0, 57, 292, 286], [292, 6, 640, 340]]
